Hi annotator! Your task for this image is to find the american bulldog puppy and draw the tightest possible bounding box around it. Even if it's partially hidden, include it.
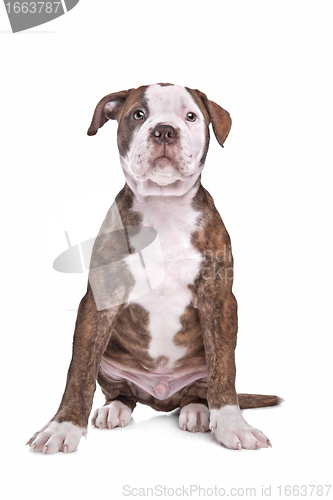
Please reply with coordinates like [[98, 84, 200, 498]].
[[27, 83, 280, 454]]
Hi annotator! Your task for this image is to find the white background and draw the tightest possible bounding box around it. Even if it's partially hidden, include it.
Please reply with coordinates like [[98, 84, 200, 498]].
[[1, 1, 332, 498]]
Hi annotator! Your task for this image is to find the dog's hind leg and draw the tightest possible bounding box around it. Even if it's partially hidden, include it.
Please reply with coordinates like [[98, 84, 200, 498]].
[[179, 402, 210, 433], [178, 381, 210, 433], [91, 398, 135, 429], [92, 375, 138, 429]]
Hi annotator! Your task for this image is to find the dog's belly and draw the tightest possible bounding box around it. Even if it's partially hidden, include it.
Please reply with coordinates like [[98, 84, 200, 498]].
[[100, 245, 206, 400], [101, 257, 206, 400], [101, 294, 206, 399], [100, 352, 207, 401]]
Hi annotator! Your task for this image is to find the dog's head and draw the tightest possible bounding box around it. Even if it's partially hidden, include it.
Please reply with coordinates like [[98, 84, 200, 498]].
[[88, 83, 231, 196]]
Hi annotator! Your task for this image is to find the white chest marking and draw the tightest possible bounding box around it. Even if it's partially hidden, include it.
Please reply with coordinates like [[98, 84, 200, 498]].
[[126, 191, 203, 368]]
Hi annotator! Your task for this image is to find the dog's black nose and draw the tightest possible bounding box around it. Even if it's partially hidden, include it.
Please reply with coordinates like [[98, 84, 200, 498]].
[[152, 124, 177, 145]]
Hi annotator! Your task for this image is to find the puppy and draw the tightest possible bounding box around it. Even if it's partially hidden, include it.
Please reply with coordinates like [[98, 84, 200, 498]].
[[27, 83, 280, 454]]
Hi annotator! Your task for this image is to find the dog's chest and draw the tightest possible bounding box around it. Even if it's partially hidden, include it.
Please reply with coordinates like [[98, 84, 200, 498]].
[[126, 196, 203, 367]]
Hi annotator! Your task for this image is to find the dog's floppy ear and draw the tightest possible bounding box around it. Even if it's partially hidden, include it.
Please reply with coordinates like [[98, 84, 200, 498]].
[[207, 99, 232, 148], [194, 90, 232, 148], [87, 90, 132, 136]]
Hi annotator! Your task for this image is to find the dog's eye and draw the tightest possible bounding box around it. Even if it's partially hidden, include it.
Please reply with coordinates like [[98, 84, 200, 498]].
[[186, 112, 197, 122], [133, 110, 146, 121]]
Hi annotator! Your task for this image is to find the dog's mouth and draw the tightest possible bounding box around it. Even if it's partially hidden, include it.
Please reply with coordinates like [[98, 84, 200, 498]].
[[140, 155, 182, 186], [147, 179, 181, 189], [152, 155, 175, 170]]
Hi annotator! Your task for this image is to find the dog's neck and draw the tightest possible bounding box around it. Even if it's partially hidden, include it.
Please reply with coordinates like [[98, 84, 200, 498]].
[[122, 175, 202, 232], [124, 173, 202, 206]]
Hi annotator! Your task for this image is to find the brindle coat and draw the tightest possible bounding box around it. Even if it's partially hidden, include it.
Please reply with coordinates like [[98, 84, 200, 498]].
[[30, 85, 280, 442]]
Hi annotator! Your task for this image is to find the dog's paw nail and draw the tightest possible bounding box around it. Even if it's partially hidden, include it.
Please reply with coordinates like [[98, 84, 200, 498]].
[[98, 423, 102, 429], [108, 422, 112, 429], [31, 443, 36, 451], [63, 444, 68, 453], [237, 442, 242, 450], [179, 404, 209, 436], [120, 420, 125, 428], [42, 445, 48, 454], [267, 439, 272, 447], [255, 442, 261, 450]]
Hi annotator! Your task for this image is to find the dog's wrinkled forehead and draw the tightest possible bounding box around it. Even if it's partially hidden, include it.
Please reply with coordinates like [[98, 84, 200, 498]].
[[144, 84, 205, 123]]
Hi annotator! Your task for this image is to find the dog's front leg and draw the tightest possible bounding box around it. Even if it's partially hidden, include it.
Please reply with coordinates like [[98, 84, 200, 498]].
[[197, 281, 271, 450], [27, 285, 123, 454]]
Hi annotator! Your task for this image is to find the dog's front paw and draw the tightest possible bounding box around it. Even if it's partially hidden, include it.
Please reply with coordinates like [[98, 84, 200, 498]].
[[26, 421, 87, 454], [210, 406, 271, 450], [91, 400, 132, 429], [179, 403, 210, 433]]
